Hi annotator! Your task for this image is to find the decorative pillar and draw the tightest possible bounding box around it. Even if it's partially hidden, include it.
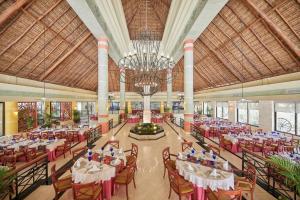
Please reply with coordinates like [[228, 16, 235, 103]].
[[127, 101, 132, 114], [183, 39, 194, 132], [167, 68, 172, 112], [143, 86, 151, 123], [160, 101, 164, 114], [98, 38, 109, 133], [5, 102, 18, 135], [119, 67, 125, 120]]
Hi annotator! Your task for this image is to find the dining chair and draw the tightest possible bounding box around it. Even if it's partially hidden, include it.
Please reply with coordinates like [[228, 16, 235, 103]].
[[162, 147, 177, 178], [114, 162, 136, 200], [55, 141, 71, 158], [181, 141, 193, 152], [107, 140, 120, 149], [67, 131, 74, 143], [167, 165, 194, 200], [72, 146, 88, 161], [235, 164, 256, 200], [72, 181, 103, 200], [208, 144, 221, 156], [206, 188, 242, 200], [125, 143, 138, 171], [73, 132, 80, 143], [51, 164, 72, 200], [219, 135, 232, 150]]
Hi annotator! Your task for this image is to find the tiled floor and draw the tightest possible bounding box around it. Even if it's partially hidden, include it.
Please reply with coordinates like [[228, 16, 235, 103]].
[[26, 122, 276, 200]]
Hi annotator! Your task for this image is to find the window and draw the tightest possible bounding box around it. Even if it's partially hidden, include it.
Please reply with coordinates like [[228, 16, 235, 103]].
[[150, 102, 160, 110], [237, 101, 259, 126], [51, 102, 72, 121], [77, 102, 96, 123], [51, 102, 60, 119], [194, 101, 202, 114], [275, 102, 298, 134], [216, 102, 228, 119], [37, 101, 45, 125], [248, 102, 259, 126], [203, 102, 213, 117], [109, 102, 120, 114]]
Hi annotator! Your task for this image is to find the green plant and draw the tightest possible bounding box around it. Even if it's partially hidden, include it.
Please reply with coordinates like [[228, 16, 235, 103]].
[[269, 156, 300, 195], [26, 116, 34, 130], [0, 167, 14, 198], [164, 107, 171, 113], [73, 109, 81, 124], [197, 109, 203, 115]]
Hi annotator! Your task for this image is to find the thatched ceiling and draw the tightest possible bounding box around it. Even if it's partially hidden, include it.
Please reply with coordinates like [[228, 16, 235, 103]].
[[0, 0, 299, 93], [174, 0, 300, 92], [121, 0, 171, 39]]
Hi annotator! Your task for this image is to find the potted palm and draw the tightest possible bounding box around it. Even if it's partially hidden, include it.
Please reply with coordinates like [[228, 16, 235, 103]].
[[73, 109, 81, 124], [0, 167, 14, 200], [269, 156, 300, 197]]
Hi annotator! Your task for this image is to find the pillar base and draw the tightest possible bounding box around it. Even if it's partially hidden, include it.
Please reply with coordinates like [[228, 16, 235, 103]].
[[100, 122, 109, 134], [184, 121, 192, 133]]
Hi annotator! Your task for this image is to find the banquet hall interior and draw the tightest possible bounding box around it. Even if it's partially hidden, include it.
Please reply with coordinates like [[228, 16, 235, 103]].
[[0, 0, 299, 200]]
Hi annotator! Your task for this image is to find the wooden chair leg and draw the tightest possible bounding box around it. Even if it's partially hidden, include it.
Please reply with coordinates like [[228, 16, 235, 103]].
[[163, 167, 166, 178], [126, 184, 129, 200], [168, 184, 171, 199], [133, 176, 136, 188]]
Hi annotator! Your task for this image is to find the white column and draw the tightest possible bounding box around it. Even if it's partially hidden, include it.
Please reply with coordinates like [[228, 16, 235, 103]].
[[167, 68, 172, 112], [183, 39, 194, 132], [143, 85, 151, 123], [98, 38, 109, 133], [120, 67, 125, 114], [259, 101, 274, 131], [228, 101, 237, 123]]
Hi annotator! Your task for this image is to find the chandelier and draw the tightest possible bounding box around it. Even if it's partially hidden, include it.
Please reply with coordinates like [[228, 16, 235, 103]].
[[118, 0, 176, 96]]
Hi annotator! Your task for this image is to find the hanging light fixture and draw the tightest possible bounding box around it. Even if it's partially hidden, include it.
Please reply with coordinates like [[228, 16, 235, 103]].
[[41, 22, 46, 102], [118, 0, 176, 96]]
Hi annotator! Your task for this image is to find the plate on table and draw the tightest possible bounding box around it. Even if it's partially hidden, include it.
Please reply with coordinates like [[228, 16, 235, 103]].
[[205, 169, 222, 179], [110, 159, 121, 166]]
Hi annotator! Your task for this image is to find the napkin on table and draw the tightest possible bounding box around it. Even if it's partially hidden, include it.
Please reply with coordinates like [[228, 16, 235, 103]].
[[223, 161, 229, 170], [210, 169, 218, 177]]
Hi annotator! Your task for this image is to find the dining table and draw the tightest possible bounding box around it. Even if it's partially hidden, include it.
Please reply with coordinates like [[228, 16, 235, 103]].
[[72, 157, 116, 200], [72, 144, 127, 200], [223, 132, 293, 153], [176, 149, 234, 200]]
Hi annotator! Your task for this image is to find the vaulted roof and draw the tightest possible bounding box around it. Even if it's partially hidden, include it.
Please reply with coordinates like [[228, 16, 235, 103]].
[[0, 0, 299, 94], [173, 0, 300, 91]]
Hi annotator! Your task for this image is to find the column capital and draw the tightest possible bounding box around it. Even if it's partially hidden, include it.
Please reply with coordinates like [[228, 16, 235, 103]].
[[98, 37, 109, 50], [183, 39, 194, 51], [183, 38, 194, 45]]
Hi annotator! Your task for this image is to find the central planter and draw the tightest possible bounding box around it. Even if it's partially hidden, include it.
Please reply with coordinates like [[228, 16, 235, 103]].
[[129, 123, 165, 140]]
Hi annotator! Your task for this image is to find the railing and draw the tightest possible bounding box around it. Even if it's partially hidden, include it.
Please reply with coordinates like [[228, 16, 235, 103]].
[[86, 126, 101, 148], [1, 154, 49, 200], [108, 119, 113, 130], [191, 124, 205, 144], [242, 148, 299, 200]]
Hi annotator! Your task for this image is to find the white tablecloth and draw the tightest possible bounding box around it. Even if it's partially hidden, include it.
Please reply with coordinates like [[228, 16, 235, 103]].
[[176, 160, 234, 191], [72, 158, 116, 183]]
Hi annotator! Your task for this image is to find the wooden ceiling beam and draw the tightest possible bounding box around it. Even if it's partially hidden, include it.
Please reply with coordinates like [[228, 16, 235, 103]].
[[18, 13, 77, 76], [250, 27, 287, 71], [0, 0, 32, 27], [195, 0, 290, 74], [261, 20, 300, 67], [0, 0, 63, 57], [242, 0, 300, 58], [27, 23, 85, 78], [22, 8, 97, 66], [39, 32, 91, 80], [224, 4, 274, 75], [275, 8, 300, 40], [194, 65, 215, 87], [198, 36, 243, 82], [127, 0, 142, 26], [149, 1, 164, 27], [3, 7, 71, 72]]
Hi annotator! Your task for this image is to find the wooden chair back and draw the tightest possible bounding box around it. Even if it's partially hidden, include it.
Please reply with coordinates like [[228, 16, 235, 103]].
[[181, 141, 193, 152]]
